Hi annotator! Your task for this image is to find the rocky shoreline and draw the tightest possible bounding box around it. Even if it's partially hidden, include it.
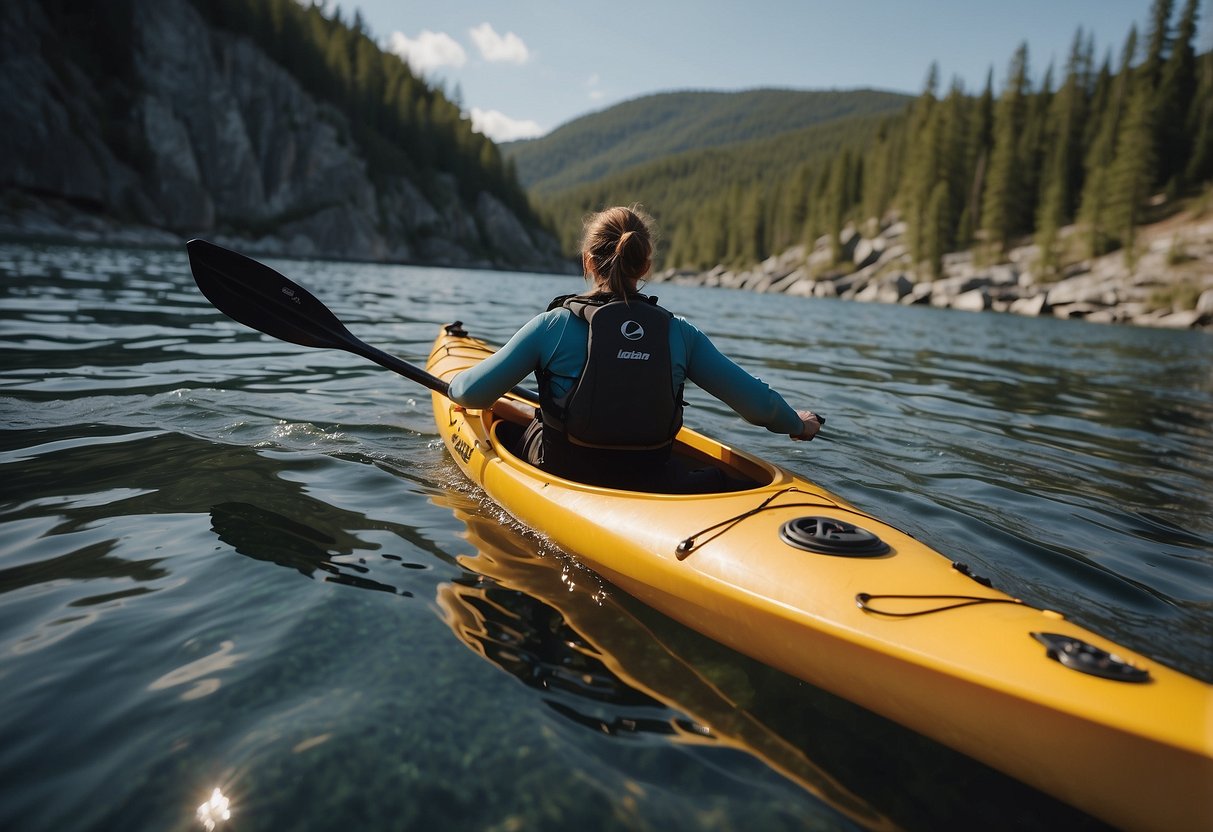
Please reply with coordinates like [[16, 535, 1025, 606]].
[[652, 214, 1213, 331]]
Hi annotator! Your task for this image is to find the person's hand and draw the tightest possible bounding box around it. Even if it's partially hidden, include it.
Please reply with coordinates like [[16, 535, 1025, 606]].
[[791, 410, 824, 441]]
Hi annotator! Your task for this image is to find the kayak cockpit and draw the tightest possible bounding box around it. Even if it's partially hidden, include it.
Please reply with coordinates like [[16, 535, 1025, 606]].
[[487, 399, 775, 495]]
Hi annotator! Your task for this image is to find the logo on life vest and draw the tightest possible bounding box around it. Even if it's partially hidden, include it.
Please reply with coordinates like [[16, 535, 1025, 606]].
[[617, 349, 650, 360], [620, 320, 645, 340]]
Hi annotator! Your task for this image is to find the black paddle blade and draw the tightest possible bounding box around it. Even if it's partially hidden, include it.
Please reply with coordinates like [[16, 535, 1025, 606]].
[[185, 239, 453, 396], [187, 239, 355, 350]]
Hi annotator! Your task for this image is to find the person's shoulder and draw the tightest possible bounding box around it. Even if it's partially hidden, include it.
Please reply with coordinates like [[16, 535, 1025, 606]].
[[524, 305, 576, 336], [670, 314, 704, 337], [540, 306, 573, 324]]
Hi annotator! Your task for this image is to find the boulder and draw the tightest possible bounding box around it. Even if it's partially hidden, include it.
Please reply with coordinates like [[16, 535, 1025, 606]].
[[1197, 288, 1213, 316], [859, 273, 913, 304], [952, 288, 991, 312], [1045, 274, 1116, 307], [902, 282, 934, 305], [883, 221, 908, 240], [852, 237, 882, 269], [784, 277, 817, 297], [1010, 294, 1050, 317], [767, 266, 810, 294], [854, 281, 883, 303], [1151, 310, 1203, 329]]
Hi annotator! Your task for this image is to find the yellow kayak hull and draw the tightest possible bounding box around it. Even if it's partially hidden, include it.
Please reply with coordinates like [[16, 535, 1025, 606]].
[[427, 324, 1213, 831]]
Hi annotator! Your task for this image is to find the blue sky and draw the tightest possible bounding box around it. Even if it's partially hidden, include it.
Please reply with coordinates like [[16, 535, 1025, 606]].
[[349, 0, 1211, 141]]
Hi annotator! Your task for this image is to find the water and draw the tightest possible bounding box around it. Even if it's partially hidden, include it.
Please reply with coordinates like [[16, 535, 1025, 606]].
[[2, 241, 1211, 831]]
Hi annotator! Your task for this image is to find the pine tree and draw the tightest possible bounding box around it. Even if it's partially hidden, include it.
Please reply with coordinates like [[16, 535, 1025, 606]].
[[1082, 52, 1114, 154], [902, 64, 941, 268], [959, 70, 995, 249], [1141, 0, 1176, 87], [981, 44, 1031, 257], [1185, 53, 1213, 184], [1155, 0, 1200, 192], [860, 119, 902, 228], [1078, 26, 1138, 256], [738, 186, 765, 265], [694, 197, 729, 269], [1107, 77, 1157, 263], [1036, 30, 1090, 272], [939, 78, 970, 251], [825, 151, 852, 263], [925, 180, 951, 279], [1019, 63, 1053, 238]]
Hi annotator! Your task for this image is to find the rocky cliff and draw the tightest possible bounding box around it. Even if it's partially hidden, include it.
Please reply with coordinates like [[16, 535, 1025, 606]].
[[0, 0, 569, 272]]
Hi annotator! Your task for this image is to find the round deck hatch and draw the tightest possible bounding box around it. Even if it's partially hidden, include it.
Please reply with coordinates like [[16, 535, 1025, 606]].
[[779, 517, 890, 557]]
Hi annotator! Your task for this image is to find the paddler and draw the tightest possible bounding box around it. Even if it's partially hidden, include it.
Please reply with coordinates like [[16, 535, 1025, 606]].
[[448, 205, 822, 489]]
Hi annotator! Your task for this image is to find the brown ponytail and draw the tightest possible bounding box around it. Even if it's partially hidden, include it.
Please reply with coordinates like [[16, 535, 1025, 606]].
[[581, 206, 654, 300]]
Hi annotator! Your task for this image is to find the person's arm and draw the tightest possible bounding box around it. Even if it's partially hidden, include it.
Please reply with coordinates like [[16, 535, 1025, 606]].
[[448, 313, 553, 408], [683, 322, 822, 440]]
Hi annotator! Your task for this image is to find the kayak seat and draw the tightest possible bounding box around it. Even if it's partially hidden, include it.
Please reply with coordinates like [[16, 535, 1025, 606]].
[[492, 420, 759, 494]]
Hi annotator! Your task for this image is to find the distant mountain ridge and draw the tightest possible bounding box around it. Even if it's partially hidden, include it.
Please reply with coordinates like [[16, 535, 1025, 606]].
[[503, 88, 912, 195]]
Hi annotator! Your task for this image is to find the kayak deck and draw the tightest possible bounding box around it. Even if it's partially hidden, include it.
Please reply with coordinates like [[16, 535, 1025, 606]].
[[427, 323, 1213, 832]]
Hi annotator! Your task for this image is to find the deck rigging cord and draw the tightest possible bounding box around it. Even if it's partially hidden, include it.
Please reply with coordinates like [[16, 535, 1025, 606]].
[[855, 593, 1025, 617], [675, 486, 884, 560]]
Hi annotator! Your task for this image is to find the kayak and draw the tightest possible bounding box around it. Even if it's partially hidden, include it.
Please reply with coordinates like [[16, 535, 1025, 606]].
[[182, 239, 1210, 830], [429, 322, 1213, 832]]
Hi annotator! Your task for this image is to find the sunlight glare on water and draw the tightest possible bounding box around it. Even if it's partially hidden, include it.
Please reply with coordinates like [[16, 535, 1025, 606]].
[[195, 787, 231, 832]]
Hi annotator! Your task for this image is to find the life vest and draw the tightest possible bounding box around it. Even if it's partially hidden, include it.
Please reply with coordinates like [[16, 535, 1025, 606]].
[[539, 293, 684, 450]]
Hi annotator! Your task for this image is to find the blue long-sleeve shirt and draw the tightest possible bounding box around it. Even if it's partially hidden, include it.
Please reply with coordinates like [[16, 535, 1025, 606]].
[[448, 308, 804, 435]]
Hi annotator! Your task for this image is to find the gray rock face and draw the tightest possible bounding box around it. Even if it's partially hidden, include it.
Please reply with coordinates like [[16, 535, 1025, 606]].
[[0, 0, 569, 273], [0, 3, 135, 209]]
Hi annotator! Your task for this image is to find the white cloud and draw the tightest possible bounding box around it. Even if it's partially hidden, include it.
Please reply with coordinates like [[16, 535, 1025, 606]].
[[386, 30, 467, 74], [469, 23, 530, 64], [586, 73, 603, 101], [470, 107, 544, 142]]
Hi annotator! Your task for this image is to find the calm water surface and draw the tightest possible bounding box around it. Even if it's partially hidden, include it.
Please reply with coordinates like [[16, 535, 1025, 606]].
[[2, 242, 1211, 831]]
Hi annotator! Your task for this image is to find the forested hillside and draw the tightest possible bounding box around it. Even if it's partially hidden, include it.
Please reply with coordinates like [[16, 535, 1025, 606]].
[[529, 0, 1212, 277], [538, 110, 899, 268], [186, 0, 534, 222], [0, 0, 562, 269], [503, 89, 910, 195]]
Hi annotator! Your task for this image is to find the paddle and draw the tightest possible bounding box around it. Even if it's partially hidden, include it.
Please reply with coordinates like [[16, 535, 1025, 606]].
[[185, 239, 538, 405]]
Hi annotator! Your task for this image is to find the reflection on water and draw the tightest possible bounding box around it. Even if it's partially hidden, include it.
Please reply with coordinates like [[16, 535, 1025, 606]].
[[149, 639, 248, 701], [437, 498, 899, 831], [436, 492, 1110, 831], [211, 502, 405, 596]]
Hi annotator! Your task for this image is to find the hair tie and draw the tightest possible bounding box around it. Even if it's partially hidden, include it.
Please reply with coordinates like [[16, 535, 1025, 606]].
[[615, 230, 634, 256]]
